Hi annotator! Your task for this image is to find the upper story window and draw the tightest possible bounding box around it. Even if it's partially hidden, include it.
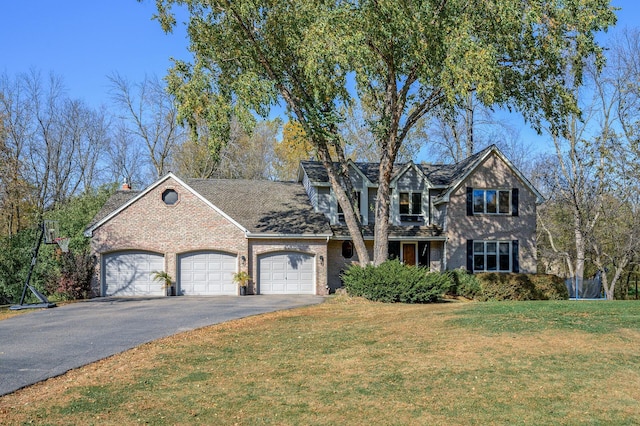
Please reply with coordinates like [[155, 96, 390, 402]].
[[473, 189, 510, 215], [399, 192, 423, 222], [338, 191, 361, 222]]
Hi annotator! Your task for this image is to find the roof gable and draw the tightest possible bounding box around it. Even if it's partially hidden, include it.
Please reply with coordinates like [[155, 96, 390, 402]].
[[84, 173, 248, 237], [391, 162, 429, 188], [298, 160, 376, 186], [86, 173, 332, 238], [434, 145, 543, 204]]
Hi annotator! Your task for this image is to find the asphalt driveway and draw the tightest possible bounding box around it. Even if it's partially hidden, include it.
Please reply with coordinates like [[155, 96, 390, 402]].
[[0, 295, 323, 396]]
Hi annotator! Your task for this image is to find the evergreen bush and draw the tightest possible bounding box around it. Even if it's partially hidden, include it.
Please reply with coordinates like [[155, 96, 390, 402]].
[[447, 268, 482, 299], [341, 260, 452, 303]]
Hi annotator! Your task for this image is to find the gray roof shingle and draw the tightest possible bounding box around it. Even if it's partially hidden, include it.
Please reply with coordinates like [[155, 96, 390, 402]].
[[89, 146, 498, 237], [300, 145, 495, 187], [88, 179, 332, 236], [186, 179, 331, 235], [331, 224, 443, 239]]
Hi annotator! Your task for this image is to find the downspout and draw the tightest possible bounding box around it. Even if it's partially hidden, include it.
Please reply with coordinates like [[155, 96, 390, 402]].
[[443, 237, 448, 271]]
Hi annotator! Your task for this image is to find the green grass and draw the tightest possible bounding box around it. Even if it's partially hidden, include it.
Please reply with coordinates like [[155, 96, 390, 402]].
[[1, 297, 640, 425], [452, 300, 640, 334]]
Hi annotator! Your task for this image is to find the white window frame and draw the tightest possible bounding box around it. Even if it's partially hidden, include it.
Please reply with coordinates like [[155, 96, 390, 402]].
[[473, 189, 511, 215], [399, 191, 423, 222], [473, 241, 512, 272]]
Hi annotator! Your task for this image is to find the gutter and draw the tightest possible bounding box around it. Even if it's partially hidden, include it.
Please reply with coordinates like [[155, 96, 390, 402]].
[[244, 231, 333, 239]]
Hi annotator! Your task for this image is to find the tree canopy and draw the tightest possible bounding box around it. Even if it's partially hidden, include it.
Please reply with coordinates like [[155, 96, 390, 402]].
[[151, 0, 616, 265]]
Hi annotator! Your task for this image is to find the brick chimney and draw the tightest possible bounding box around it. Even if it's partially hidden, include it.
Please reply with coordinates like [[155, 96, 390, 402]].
[[122, 179, 131, 191]]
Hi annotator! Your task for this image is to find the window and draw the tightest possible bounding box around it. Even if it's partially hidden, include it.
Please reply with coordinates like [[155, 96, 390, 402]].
[[399, 192, 422, 221], [162, 189, 179, 205], [473, 189, 511, 215], [342, 241, 353, 259], [338, 191, 361, 222], [473, 241, 512, 272]]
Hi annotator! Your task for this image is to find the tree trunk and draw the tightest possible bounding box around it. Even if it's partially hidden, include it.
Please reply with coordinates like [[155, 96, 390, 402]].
[[316, 145, 370, 266], [373, 153, 395, 265], [574, 212, 586, 298]]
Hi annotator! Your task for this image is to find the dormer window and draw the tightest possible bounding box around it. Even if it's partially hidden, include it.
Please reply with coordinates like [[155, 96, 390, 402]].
[[399, 192, 423, 222], [338, 191, 361, 222]]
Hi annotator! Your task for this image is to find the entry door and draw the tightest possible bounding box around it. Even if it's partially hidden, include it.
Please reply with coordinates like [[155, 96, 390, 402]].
[[402, 243, 417, 266]]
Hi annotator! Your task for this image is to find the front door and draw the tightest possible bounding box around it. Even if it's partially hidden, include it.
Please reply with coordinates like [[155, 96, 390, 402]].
[[402, 243, 417, 266]]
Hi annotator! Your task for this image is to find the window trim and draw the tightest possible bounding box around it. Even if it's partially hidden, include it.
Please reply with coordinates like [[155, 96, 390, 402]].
[[399, 191, 423, 222], [162, 188, 179, 206], [472, 240, 512, 272], [472, 189, 511, 215]]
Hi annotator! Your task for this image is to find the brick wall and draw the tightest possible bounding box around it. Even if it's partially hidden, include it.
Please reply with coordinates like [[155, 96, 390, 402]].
[[91, 177, 248, 295], [326, 240, 374, 291]]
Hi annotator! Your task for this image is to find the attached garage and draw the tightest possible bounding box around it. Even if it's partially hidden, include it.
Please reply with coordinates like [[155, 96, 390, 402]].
[[178, 251, 237, 295], [103, 251, 165, 296], [258, 252, 315, 294]]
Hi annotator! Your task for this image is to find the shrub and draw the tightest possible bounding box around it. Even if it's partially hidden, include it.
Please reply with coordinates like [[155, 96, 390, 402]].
[[54, 251, 95, 300], [341, 260, 452, 303], [528, 274, 569, 300], [475, 273, 568, 301], [447, 268, 482, 299]]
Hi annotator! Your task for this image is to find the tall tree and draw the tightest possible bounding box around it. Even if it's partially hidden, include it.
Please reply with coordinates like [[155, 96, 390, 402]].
[[151, 0, 616, 265], [1, 70, 108, 220], [211, 119, 280, 180], [273, 121, 314, 181], [536, 31, 640, 300], [537, 111, 606, 296], [590, 28, 640, 299]]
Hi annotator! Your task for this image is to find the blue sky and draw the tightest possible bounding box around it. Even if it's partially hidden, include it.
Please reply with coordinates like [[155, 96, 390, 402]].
[[2, 0, 190, 107], [2, 0, 638, 160]]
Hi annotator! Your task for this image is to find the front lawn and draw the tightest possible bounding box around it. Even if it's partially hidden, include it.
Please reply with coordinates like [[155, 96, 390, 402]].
[[1, 298, 639, 425]]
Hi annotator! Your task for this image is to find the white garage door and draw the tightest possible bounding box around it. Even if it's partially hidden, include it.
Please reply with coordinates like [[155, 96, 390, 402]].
[[179, 251, 237, 295], [103, 251, 165, 296], [258, 252, 315, 294]]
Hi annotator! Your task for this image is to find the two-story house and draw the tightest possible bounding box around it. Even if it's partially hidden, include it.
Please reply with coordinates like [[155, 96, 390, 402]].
[[298, 145, 542, 289], [85, 144, 542, 297]]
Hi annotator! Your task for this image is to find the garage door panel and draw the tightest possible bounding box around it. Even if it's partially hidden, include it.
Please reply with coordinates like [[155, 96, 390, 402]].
[[258, 252, 315, 294], [104, 252, 165, 297], [179, 251, 237, 296]]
